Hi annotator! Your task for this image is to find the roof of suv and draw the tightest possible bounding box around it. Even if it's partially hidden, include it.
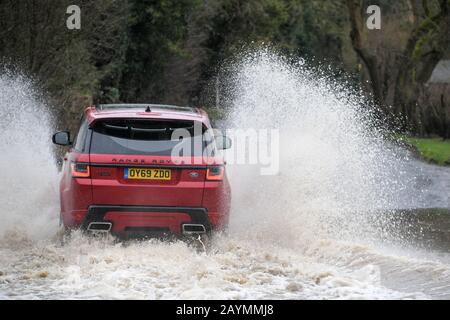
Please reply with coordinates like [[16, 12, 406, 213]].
[[84, 104, 209, 125]]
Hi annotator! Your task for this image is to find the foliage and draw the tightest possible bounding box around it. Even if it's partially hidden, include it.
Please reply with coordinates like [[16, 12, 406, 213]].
[[0, 0, 447, 137], [119, 0, 201, 102]]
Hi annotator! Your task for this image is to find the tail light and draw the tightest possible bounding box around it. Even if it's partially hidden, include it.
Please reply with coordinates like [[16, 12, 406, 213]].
[[71, 163, 90, 178], [206, 166, 224, 181]]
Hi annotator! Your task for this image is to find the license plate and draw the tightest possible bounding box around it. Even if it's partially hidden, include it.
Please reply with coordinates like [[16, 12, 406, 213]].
[[124, 168, 171, 180]]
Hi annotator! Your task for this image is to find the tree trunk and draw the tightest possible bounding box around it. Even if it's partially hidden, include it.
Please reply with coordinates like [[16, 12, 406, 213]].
[[394, 0, 450, 132], [346, 0, 384, 105]]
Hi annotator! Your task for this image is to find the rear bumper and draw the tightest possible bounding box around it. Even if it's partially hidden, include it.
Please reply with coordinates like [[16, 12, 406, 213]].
[[80, 205, 212, 236]]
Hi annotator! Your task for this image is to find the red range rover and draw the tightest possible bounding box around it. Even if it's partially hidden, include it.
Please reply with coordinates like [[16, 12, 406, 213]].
[[52, 104, 231, 238]]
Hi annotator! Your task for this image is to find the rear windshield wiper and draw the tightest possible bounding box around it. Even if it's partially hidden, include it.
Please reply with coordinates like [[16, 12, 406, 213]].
[[131, 126, 194, 133], [103, 123, 128, 131], [130, 127, 167, 133]]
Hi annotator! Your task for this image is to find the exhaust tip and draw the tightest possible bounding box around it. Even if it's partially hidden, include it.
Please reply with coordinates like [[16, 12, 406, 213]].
[[182, 224, 206, 235], [87, 222, 112, 233]]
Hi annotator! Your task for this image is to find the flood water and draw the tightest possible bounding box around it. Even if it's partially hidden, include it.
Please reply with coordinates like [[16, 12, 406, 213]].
[[1, 52, 450, 300]]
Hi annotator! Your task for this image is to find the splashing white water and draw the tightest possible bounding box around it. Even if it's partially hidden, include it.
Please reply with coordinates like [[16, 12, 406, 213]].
[[225, 50, 425, 247], [0, 71, 59, 240]]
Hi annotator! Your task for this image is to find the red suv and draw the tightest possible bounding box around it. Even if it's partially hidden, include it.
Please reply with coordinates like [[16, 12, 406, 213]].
[[53, 104, 231, 238]]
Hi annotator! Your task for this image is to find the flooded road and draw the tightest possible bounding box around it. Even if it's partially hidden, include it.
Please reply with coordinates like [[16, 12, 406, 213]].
[[1, 52, 450, 300], [1, 206, 450, 300]]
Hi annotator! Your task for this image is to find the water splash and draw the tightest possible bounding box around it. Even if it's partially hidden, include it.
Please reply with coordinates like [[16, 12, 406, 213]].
[[0, 70, 59, 240], [224, 49, 426, 247]]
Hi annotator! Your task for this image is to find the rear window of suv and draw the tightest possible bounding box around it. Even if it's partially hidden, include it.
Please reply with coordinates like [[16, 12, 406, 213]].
[[90, 119, 209, 156]]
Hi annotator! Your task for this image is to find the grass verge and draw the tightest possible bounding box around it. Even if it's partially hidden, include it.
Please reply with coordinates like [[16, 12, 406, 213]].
[[400, 136, 450, 166]]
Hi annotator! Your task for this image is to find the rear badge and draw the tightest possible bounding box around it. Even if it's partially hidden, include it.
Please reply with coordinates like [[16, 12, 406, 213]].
[[189, 172, 199, 178]]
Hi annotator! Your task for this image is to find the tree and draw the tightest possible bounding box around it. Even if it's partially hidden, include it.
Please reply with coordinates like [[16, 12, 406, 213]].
[[0, 0, 130, 130], [394, 0, 450, 131], [346, 0, 450, 131], [119, 0, 200, 102]]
